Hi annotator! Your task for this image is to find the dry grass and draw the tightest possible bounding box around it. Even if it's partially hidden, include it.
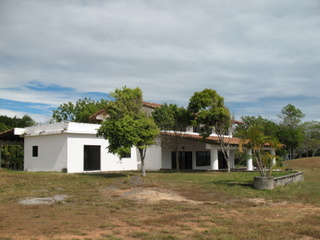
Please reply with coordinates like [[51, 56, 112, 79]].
[[0, 158, 319, 239]]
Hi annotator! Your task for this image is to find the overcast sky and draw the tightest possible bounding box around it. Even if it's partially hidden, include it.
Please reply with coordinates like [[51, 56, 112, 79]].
[[1, 0, 319, 123]]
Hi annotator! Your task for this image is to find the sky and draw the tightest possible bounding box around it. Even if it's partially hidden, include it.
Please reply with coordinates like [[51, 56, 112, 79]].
[[0, 0, 319, 123]]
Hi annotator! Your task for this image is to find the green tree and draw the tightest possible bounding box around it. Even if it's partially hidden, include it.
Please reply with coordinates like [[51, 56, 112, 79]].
[[298, 121, 320, 157], [188, 89, 232, 171], [97, 87, 159, 177], [52, 97, 108, 123], [0, 115, 35, 128], [234, 116, 279, 139], [278, 104, 305, 159], [152, 103, 191, 172]]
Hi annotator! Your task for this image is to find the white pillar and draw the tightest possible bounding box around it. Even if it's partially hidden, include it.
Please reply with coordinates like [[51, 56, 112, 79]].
[[270, 149, 276, 166], [210, 148, 219, 170], [229, 150, 235, 168], [246, 149, 253, 171]]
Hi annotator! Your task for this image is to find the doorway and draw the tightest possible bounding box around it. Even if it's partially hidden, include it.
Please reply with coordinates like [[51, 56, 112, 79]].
[[218, 151, 228, 169], [84, 145, 101, 171], [171, 151, 193, 170]]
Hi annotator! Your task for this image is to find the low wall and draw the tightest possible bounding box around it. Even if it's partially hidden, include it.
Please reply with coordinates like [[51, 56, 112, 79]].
[[273, 172, 304, 187]]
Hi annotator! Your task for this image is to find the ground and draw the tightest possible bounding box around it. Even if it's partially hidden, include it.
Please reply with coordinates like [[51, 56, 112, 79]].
[[0, 158, 320, 240]]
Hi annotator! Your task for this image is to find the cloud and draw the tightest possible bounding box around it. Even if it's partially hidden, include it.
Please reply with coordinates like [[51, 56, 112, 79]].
[[0, 0, 320, 122]]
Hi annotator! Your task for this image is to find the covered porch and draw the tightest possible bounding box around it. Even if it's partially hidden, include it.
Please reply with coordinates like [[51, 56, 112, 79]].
[[160, 132, 276, 171], [0, 128, 25, 168]]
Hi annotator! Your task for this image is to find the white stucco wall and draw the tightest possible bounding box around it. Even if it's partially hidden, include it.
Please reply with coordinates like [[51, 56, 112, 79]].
[[67, 134, 139, 173], [24, 134, 68, 172], [23, 122, 140, 173], [160, 139, 213, 170], [144, 142, 162, 170]]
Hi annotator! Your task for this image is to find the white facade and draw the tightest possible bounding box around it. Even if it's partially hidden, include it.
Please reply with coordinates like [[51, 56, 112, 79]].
[[20, 122, 241, 173], [23, 122, 140, 173]]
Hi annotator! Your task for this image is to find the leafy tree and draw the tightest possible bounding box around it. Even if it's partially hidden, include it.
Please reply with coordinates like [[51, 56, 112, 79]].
[[277, 104, 305, 159], [0, 115, 35, 128], [298, 121, 320, 157], [52, 97, 108, 123], [188, 89, 232, 171], [97, 87, 159, 177], [234, 116, 279, 139], [152, 103, 191, 172], [238, 125, 281, 177]]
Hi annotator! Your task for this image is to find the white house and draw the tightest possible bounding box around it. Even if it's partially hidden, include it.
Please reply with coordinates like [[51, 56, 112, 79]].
[[0, 102, 269, 173]]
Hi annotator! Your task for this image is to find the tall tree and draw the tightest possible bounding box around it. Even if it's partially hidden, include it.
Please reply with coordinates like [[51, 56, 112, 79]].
[[97, 87, 159, 177], [52, 97, 108, 123], [188, 89, 232, 171], [277, 104, 305, 159], [152, 103, 191, 172], [298, 121, 320, 157]]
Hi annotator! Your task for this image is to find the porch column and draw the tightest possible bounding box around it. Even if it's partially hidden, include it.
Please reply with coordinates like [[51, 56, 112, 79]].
[[229, 150, 235, 168], [246, 149, 253, 171], [210, 148, 219, 170], [270, 148, 276, 166]]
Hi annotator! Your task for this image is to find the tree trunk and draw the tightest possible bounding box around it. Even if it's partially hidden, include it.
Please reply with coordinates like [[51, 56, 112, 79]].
[[139, 148, 147, 177]]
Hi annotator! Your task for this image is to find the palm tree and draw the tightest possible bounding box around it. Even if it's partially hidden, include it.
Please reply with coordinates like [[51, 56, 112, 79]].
[[238, 125, 281, 177]]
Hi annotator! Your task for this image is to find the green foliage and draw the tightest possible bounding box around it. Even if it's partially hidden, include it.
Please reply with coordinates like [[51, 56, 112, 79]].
[[0, 115, 35, 129], [98, 113, 159, 156], [109, 87, 143, 117], [234, 115, 279, 139], [277, 104, 305, 159], [298, 121, 320, 157], [152, 103, 190, 132], [52, 97, 108, 123], [188, 89, 231, 138], [238, 125, 282, 177], [97, 87, 159, 177], [278, 104, 305, 126], [1, 145, 24, 170]]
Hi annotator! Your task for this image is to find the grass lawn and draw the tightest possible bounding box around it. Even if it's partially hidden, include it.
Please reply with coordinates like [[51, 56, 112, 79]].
[[0, 158, 319, 240]]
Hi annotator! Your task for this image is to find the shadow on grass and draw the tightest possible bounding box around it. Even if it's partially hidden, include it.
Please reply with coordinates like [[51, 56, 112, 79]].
[[212, 180, 254, 188], [79, 172, 130, 179]]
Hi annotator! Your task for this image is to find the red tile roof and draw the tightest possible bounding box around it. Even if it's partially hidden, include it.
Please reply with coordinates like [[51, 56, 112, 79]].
[[142, 101, 161, 109], [88, 107, 108, 122], [89, 102, 161, 122]]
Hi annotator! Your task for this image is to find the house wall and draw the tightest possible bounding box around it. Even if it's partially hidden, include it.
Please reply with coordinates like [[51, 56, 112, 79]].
[[159, 138, 212, 170], [144, 141, 162, 170], [23, 122, 140, 173], [24, 134, 68, 172], [66, 134, 139, 173]]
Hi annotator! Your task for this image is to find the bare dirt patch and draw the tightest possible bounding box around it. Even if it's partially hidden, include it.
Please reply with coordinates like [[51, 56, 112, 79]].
[[102, 187, 201, 204], [18, 194, 69, 205]]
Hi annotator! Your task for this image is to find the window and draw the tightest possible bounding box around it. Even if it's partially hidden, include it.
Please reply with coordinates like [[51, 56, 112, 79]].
[[193, 125, 200, 133], [32, 146, 38, 157], [196, 151, 210, 166], [121, 151, 131, 158]]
